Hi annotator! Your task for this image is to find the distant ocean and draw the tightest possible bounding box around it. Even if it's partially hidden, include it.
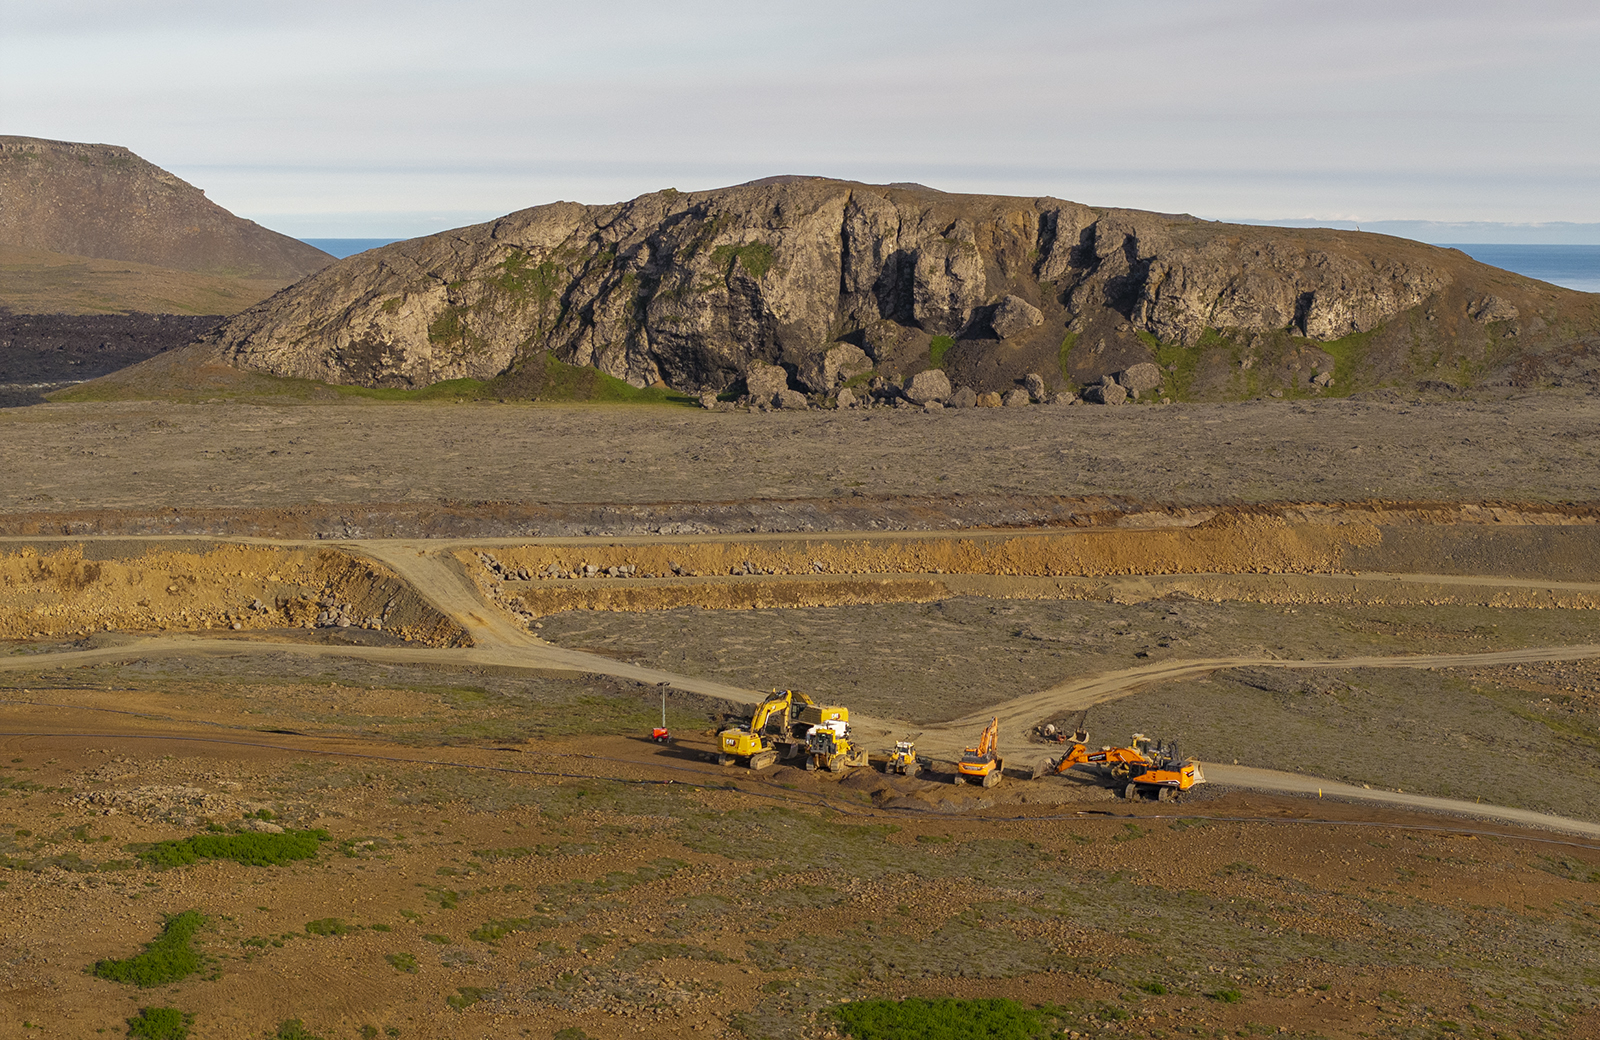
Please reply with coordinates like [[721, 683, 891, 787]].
[[301, 238, 402, 259], [296, 238, 1599, 294], [1438, 244, 1600, 294]]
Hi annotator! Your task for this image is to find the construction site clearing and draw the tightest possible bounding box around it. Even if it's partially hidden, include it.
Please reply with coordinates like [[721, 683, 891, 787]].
[[2, 498, 1600, 1039]]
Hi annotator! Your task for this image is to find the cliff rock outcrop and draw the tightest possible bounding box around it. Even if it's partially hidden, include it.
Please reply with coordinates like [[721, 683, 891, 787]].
[[200, 177, 1600, 398]]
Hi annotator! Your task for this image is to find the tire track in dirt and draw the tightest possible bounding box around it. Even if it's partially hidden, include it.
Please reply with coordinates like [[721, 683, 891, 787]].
[[1199, 763, 1600, 839], [9, 538, 1600, 836], [895, 643, 1600, 757]]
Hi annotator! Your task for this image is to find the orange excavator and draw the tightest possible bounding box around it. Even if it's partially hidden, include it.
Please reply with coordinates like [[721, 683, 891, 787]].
[[1048, 731, 1204, 801], [953, 717, 1004, 787]]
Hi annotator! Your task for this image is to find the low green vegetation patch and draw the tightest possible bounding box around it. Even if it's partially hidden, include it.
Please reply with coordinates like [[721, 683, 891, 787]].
[[611, 941, 736, 969], [483, 352, 694, 405], [469, 916, 550, 943], [833, 998, 1061, 1040], [126, 1006, 192, 1040], [928, 335, 955, 368], [136, 829, 330, 869], [93, 910, 207, 987], [272, 1021, 325, 1040], [710, 241, 776, 280], [539, 857, 685, 898], [1057, 332, 1078, 384], [1537, 855, 1600, 883], [446, 986, 491, 1011], [304, 918, 354, 936]]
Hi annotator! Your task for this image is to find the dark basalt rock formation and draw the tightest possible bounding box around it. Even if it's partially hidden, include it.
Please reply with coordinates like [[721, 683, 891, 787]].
[[199, 178, 1600, 398]]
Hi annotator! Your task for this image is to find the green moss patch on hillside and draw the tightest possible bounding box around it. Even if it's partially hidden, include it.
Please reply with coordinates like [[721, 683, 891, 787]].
[[92, 910, 208, 987]]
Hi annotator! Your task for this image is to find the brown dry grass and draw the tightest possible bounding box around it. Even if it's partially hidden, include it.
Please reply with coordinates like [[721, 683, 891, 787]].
[[0, 677, 1597, 1040], [0, 245, 292, 315]]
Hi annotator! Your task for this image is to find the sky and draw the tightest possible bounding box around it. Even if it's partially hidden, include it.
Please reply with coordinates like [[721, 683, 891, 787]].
[[4, 0, 1598, 239]]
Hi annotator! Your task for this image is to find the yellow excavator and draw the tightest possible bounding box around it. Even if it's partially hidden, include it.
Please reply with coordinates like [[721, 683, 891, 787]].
[[953, 717, 1004, 787], [1048, 731, 1205, 801], [717, 689, 847, 770]]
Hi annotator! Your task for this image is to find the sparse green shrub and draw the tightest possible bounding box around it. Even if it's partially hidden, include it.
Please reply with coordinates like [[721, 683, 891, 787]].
[[1536, 855, 1600, 883], [385, 952, 418, 974], [929, 336, 955, 368], [470, 917, 548, 943], [710, 242, 775, 280], [272, 1021, 324, 1040], [126, 1006, 192, 1040], [552, 1029, 596, 1040], [1057, 332, 1078, 382], [422, 933, 452, 945], [1137, 980, 1167, 995], [446, 986, 490, 1010], [832, 998, 1056, 1040], [93, 910, 206, 987], [304, 918, 352, 936], [1208, 987, 1244, 1003], [136, 830, 330, 869]]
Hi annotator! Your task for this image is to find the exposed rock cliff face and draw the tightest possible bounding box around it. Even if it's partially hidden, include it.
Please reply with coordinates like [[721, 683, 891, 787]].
[[0, 136, 331, 281], [204, 177, 1600, 398]]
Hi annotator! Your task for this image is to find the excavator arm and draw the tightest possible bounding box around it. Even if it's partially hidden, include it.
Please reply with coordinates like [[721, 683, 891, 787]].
[[1047, 731, 1148, 776], [973, 717, 999, 757]]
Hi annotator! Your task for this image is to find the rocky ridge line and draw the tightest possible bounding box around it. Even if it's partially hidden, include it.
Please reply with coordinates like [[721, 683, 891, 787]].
[[200, 178, 1600, 399]]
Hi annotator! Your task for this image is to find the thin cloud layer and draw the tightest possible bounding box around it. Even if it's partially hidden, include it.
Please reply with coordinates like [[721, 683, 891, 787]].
[[4, 0, 1596, 235]]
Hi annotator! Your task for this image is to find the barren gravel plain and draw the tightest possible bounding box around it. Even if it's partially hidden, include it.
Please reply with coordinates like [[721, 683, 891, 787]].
[[4, 392, 1600, 1040], [3, 393, 1600, 515]]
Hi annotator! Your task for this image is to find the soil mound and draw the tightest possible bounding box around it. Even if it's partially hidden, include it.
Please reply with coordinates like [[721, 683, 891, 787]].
[[0, 540, 465, 646]]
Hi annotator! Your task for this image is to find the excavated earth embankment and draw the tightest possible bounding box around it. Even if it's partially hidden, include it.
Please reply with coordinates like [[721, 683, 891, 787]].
[[0, 540, 465, 645], [2, 495, 1599, 541], [466, 505, 1600, 620], [4, 501, 1599, 643]]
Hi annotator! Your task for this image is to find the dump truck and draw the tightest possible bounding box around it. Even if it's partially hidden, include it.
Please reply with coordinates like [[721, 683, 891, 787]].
[[1047, 731, 1205, 801], [716, 689, 847, 770], [953, 717, 1003, 787], [884, 740, 920, 777]]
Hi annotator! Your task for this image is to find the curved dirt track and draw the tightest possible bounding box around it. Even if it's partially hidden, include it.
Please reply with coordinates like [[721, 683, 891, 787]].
[[9, 536, 1600, 836], [905, 644, 1600, 755], [1199, 764, 1600, 839]]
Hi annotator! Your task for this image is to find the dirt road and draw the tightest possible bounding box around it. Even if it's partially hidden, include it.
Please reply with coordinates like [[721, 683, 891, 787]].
[[900, 644, 1600, 756], [8, 535, 1600, 836], [1199, 763, 1600, 839]]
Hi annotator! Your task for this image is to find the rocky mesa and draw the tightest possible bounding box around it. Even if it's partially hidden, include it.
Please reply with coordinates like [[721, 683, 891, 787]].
[[0, 136, 331, 283], [202, 177, 1600, 400]]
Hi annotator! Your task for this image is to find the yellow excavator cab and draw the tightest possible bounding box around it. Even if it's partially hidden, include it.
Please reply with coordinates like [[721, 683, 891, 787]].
[[717, 689, 851, 771], [885, 740, 920, 776]]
